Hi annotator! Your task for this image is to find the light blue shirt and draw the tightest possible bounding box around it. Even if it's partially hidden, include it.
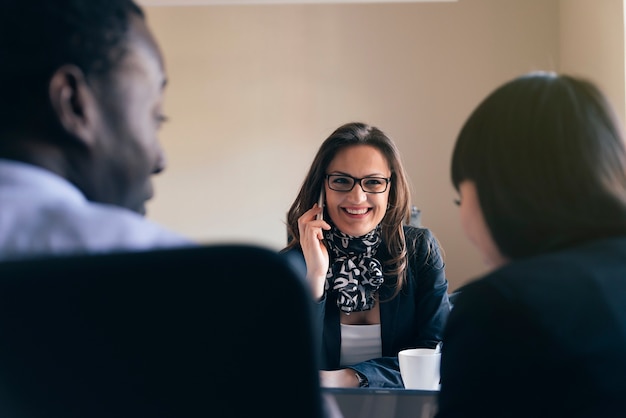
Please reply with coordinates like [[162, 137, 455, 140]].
[[0, 159, 194, 261]]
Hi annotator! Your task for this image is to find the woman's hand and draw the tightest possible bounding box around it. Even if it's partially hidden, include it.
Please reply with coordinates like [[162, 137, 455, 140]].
[[319, 369, 360, 388], [298, 203, 331, 299]]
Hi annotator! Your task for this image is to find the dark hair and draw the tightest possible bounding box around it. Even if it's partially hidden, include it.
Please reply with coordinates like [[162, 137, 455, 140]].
[[451, 72, 626, 259], [0, 0, 144, 130], [284, 122, 414, 290]]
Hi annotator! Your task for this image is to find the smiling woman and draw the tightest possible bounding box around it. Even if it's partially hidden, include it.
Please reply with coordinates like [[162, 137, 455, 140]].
[[282, 121, 451, 389]]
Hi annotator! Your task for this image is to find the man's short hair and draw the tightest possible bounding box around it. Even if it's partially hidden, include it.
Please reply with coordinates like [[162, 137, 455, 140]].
[[0, 0, 144, 128]]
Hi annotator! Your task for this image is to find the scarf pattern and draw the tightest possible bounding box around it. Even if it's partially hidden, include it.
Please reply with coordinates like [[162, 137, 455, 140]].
[[324, 225, 384, 314]]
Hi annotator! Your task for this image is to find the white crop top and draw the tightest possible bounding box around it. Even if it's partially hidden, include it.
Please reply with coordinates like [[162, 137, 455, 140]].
[[339, 323, 382, 367]]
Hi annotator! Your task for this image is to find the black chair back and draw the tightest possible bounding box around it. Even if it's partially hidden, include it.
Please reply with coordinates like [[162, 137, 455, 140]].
[[0, 244, 322, 418]]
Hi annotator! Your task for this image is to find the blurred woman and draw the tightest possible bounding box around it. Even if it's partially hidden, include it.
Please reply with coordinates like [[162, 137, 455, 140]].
[[438, 72, 626, 417]]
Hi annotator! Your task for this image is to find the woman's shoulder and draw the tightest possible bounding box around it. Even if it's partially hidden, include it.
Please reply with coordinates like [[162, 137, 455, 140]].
[[279, 247, 307, 279], [402, 225, 444, 268], [402, 225, 438, 249], [279, 242, 303, 256]]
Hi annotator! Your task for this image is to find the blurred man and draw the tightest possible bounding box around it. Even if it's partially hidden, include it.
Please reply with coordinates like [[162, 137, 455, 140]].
[[0, 0, 193, 261]]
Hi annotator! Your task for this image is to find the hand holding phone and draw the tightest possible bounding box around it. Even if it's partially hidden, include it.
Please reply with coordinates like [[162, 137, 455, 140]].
[[316, 188, 324, 221]]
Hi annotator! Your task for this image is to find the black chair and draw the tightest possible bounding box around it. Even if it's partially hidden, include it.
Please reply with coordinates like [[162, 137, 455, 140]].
[[0, 244, 323, 418]]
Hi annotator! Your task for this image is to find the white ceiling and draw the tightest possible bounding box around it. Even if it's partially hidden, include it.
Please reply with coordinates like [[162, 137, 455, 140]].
[[138, 0, 456, 5]]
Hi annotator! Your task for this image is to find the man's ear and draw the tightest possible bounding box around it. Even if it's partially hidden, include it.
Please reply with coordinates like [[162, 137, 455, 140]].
[[48, 65, 98, 147]]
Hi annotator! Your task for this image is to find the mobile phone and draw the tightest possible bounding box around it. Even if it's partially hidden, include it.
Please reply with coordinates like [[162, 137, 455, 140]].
[[316, 188, 324, 221]]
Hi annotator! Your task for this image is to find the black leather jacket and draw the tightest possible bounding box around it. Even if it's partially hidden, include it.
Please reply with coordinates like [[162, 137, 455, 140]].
[[289, 225, 451, 388]]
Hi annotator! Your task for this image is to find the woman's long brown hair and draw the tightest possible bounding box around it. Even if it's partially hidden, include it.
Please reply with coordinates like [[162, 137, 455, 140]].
[[283, 122, 412, 295]]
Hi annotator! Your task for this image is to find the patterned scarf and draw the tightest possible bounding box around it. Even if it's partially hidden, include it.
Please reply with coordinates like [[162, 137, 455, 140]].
[[324, 224, 384, 314]]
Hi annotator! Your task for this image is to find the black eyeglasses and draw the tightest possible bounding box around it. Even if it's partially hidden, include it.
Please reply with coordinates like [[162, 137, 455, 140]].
[[325, 174, 391, 194]]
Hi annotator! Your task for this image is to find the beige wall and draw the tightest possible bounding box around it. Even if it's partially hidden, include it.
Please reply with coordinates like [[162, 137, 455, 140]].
[[560, 0, 625, 125], [142, 0, 622, 292]]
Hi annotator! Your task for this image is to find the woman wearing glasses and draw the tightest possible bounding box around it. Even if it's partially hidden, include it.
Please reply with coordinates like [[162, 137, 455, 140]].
[[283, 121, 450, 388]]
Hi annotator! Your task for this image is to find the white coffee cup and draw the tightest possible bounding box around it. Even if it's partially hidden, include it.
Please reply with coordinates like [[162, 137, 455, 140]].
[[398, 348, 441, 390]]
